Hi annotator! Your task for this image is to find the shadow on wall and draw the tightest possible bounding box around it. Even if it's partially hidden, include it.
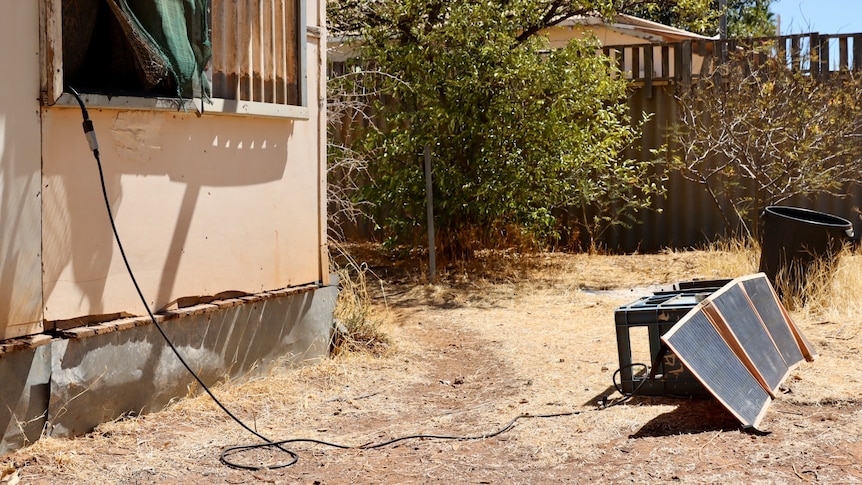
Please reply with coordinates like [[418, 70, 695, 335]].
[[41, 109, 295, 320], [0, 81, 43, 339]]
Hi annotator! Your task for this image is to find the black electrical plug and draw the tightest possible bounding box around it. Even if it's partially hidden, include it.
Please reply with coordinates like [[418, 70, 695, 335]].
[[67, 86, 100, 157]]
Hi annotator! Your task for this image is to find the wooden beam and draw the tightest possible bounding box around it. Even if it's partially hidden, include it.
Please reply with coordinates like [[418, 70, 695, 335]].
[[679, 40, 691, 92], [39, 0, 63, 105], [854, 35, 862, 71], [839, 37, 849, 70]]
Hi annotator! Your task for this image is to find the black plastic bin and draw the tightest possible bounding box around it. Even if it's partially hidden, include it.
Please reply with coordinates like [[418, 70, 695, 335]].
[[759, 206, 854, 288]]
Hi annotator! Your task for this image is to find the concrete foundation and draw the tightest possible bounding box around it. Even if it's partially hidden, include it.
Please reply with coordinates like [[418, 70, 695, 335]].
[[0, 282, 336, 455]]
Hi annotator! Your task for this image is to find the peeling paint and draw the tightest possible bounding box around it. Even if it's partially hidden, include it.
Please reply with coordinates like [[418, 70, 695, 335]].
[[110, 111, 164, 163]]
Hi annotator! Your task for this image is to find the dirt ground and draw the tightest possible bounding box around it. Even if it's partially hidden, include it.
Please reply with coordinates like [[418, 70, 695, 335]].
[[2, 249, 862, 484]]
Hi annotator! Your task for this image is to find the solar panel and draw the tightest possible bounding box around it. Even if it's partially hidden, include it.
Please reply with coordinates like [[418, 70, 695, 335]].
[[708, 285, 790, 396], [661, 310, 771, 428], [659, 273, 815, 429], [739, 276, 805, 369]]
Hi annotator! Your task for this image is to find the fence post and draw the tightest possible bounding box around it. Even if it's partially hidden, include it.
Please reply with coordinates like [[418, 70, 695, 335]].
[[791, 35, 801, 70], [839, 36, 849, 70], [854, 35, 862, 71], [644, 44, 654, 98], [819, 34, 829, 76], [679, 40, 692, 92], [810, 33, 820, 78], [424, 144, 437, 284]]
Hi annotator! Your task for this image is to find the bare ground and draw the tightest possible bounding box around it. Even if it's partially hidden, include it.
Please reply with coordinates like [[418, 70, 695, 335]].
[[2, 249, 862, 484]]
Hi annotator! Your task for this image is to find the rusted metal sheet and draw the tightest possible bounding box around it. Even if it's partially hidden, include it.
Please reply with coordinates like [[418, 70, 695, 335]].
[[45, 283, 335, 439], [0, 283, 335, 453], [0, 341, 51, 455], [211, 0, 299, 105]]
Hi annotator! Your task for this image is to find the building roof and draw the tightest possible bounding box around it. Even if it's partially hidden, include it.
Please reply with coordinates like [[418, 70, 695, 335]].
[[558, 13, 715, 43]]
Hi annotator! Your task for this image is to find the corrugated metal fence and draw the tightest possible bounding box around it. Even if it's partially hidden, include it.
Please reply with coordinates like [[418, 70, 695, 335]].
[[603, 34, 862, 252]]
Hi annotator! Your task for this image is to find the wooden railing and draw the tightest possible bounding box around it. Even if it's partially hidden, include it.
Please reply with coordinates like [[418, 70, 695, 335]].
[[602, 33, 862, 90]]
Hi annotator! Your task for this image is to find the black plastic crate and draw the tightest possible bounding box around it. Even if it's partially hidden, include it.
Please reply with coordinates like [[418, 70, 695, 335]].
[[614, 284, 726, 396], [673, 278, 732, 292]]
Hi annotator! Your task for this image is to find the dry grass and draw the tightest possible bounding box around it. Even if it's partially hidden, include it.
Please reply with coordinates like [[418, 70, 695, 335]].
[[697, 237, 760, 278], [3, 243, 862, 483], [330, 242, 393, 357], [785, 245, 862, 317]]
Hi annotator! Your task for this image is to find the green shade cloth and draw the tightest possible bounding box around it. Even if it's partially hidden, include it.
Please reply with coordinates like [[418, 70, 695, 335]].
[[109, 0, 211, 100]]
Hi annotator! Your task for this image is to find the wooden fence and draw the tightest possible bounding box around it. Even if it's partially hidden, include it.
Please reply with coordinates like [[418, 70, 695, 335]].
[[603, 33, 862, 86]]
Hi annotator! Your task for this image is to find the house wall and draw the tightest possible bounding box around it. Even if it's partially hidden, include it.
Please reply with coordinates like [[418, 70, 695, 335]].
[[32, 4, 328, 324], [0, 4, 44, 339], [546, 23, 644, 49], [0, 0, 335, 455]]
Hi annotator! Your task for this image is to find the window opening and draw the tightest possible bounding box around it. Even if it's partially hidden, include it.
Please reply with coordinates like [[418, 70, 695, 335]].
[[55, 0, 305, 111]]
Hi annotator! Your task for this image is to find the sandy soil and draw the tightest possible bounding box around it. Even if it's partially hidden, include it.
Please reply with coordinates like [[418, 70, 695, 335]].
[[2, 250, 861, 484]]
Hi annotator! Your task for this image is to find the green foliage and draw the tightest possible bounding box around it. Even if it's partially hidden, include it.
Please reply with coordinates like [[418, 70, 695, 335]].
[[334, 0, 663, 256], [628, 0, 777, 38], [724, 0, 777, 38]]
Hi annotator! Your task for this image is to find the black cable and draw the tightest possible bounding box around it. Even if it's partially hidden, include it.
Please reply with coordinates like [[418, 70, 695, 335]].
[[67, 87, 646, 471], [221, 409, 590, 469], [221, 368, 646, 468], [612, 362, 651, 400], [67, 87, 298, 469]]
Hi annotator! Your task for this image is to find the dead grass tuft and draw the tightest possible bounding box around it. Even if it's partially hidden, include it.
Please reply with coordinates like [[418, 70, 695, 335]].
[[697, 237, 760, 279], [331, 263, 392, 357], [791, 244, 862, 320], [330, 241, 393, 357]]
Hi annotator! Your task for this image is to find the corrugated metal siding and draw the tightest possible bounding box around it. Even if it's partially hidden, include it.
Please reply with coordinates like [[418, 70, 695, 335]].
[[603, 35, 862, 252], [211, 0, 299, 105], [578, 82, 737, 253]]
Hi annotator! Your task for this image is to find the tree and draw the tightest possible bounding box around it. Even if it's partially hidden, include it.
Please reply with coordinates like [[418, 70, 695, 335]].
[[329, 0, 664, 256], [724, 0, 777, 38], [667, 48, 862, 238], [629, 0, 777, 38]]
